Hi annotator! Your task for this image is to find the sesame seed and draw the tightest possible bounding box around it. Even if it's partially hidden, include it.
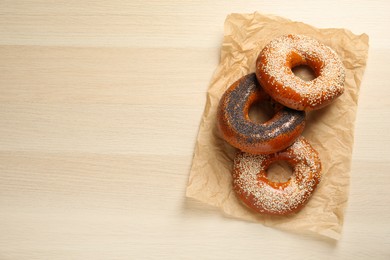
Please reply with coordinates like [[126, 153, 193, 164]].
[[256, 34, 345, 110], [232, 136, 322, 215]]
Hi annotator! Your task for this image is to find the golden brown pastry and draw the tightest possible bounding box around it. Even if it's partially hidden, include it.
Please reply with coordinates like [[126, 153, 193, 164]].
[[256, 34, 345, 111], [217, 73, 306, 154], [232, 136, 321, 215]]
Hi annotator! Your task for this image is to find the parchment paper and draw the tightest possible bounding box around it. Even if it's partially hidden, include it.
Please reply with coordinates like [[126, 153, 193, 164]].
[[186, 12, 369, 240]]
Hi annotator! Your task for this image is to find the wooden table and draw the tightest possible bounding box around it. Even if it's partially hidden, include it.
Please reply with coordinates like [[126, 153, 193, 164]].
[[1, 1, 389, 259]]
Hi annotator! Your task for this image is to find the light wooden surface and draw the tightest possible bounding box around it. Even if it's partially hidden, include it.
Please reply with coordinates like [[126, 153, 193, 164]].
[[0, 1, 389, 259]]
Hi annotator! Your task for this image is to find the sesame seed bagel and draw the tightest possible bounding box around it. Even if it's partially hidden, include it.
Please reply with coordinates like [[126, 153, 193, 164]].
[[256, 34, 345, 111], [217, 73, 306, 154], [232, 136, 322, 216]]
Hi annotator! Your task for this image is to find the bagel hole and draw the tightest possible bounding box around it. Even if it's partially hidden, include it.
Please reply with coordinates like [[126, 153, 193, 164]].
[[292, 65, 316, 81], [248, 100, 274, 124], [266, 161, 293, 183]]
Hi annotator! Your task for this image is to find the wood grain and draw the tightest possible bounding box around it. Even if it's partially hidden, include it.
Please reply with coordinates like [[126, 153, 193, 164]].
[[0, 1, 389, 259]]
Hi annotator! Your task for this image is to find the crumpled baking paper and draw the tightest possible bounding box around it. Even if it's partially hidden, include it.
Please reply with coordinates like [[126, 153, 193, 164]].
[[186, 12, 369, 240]]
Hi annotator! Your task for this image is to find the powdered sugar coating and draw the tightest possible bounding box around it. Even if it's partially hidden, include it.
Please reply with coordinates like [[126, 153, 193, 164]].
[[232, 136, 322, 215], [256, 34, 345, 111]]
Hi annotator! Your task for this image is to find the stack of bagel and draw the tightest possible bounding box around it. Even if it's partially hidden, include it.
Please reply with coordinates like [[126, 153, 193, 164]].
[[217, 34, 345, 215]]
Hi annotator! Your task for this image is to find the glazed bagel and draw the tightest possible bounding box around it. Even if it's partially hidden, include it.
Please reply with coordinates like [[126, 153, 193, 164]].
[[256, 34, 345, 111], [217, 73, 306, 154], [232, 136, 322, 215]]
